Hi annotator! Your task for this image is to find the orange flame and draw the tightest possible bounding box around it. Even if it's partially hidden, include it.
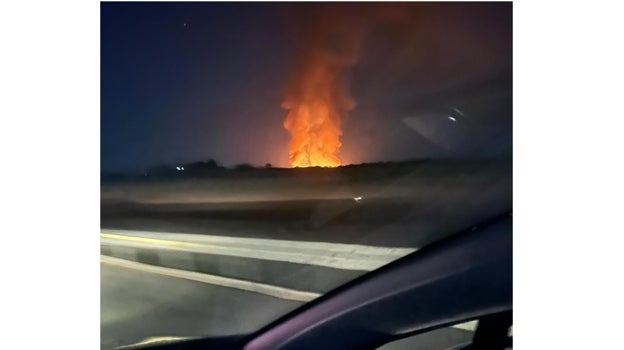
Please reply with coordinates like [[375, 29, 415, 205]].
[[280, 4, 361, 168], [281, 16, 357, 168], [280, 3, 422, 167], [282, 64, 351, 168]]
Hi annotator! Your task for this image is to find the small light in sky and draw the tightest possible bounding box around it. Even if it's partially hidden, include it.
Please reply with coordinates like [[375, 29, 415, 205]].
[[353, 196, 363, 203], [448, 116, 457, 122], [180, 167, 185, 170], [176, 166, 181, 171]]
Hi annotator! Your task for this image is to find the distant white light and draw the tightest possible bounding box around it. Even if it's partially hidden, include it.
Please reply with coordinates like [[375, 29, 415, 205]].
[[448, 116, 457, 122], [176, 167, 181, 171], [353, 196, 363, 203], [180, 167, 184, 170]]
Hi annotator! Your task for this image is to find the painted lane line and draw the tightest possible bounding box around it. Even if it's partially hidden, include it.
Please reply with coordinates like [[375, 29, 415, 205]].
[[101, 229, 416, 257], [115, 337, 193, 350], [101, 231, 417, 271], [101, 233, 202, 248], [101, 254, 477, 333], [101, 255, 321, 303], [101, 237, 388, 271], [452, 320, 478, 332]]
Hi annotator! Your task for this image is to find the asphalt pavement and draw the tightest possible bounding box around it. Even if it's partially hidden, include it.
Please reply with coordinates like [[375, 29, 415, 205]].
[[101, 229, 476, 350], [101, 262, 301, 349]]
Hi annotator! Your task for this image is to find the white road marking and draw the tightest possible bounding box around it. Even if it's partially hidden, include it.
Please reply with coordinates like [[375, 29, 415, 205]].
[[102, 254, 476, 333], [115, 337, 193, 350], [100, 231, 474, 332], [101, 255, 321, 302], [452, 320, 478, 332], [101, 229, 417, 271], [101, 253, 477, 333]]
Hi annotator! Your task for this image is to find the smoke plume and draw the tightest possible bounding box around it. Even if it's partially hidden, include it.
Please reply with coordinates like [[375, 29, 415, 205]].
[[281, 5, 362, 167]]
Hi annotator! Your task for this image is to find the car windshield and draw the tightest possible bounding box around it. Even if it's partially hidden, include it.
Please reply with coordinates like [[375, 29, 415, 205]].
[[100, 2, 512, 349]]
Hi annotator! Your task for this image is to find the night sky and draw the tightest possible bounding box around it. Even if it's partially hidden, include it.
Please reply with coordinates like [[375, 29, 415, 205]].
[[101, 2, 512, 172]]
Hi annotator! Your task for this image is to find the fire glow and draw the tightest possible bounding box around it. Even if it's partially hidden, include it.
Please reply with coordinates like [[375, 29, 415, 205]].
[[282, 65, 353, 168], [281, 6, 358, 168]]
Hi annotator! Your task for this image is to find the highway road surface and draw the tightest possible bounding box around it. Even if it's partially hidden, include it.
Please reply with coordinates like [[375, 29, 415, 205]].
[[101, 161, 511, 348], [101, 229, 476, 350]]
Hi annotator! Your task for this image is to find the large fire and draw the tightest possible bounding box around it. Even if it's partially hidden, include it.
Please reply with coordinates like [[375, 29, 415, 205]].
[[282, 66, 351, 168], [281, 5, 358, 168], [278, 4, 426, 168]]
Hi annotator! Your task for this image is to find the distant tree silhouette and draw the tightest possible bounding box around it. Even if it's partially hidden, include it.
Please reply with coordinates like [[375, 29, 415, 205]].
[[205, 159, 219, 169], [186, 159, 222, 172], [234, 163, 255, 171]]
